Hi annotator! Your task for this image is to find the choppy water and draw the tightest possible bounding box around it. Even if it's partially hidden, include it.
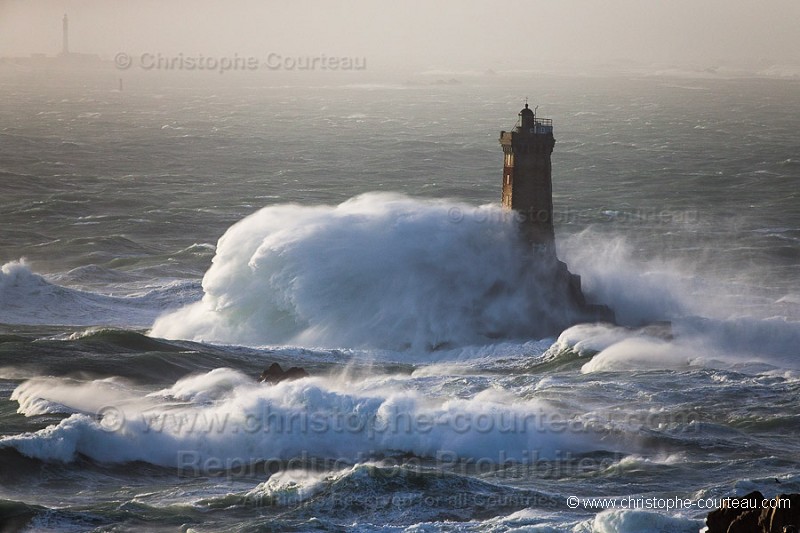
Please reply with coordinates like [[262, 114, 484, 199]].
[[1, 72, 799, 532]]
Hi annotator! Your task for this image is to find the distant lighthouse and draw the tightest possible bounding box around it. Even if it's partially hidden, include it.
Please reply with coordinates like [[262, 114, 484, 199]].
[[61, 14, 69, 56], [499, 103, 556, 248]]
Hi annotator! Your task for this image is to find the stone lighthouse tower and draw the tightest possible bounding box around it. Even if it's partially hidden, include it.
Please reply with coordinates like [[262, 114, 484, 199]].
[[499, 103, 556, 249], [494, 103, 614, 327], [62, 14, 70, 56]]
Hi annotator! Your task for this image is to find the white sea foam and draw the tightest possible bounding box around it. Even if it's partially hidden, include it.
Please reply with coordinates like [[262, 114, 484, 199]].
[[244, 467, 341, 505], [1, 368, 611, 467], [590, 509, 699, 533], [559, 233, 693, 326], [150, 193, 583, 351], [557, 230, 800, 373], [565, 316, 800, 374], [550, 323, 638, 356], [581, 337, 694, 373], [11, 376, 140, 417]]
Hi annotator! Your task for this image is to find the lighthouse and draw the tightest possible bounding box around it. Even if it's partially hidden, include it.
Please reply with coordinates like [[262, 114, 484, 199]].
[[61, 14, 69, 56], [498, 103, 614, 324], [499, 103, 556, 249]]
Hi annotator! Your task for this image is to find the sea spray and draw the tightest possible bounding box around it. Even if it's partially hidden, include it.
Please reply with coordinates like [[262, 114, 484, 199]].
[[2, 369, 608, 467], [151, 193, 585, 350]]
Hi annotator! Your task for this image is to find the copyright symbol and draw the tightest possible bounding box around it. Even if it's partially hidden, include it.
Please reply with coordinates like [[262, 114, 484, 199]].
[[96, 406, 125, 432], [567, 496, 580, 509], [114, 52, 132, 70], [447, 207, 463, 223]]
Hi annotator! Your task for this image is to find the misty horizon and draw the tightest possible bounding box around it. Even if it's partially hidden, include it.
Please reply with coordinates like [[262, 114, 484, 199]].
[[2, 0, 800, 78]]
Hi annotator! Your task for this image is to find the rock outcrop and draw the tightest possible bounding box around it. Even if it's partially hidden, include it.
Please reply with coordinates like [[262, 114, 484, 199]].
[[706, 491, 800, 533], [258, 363, 309, 384]]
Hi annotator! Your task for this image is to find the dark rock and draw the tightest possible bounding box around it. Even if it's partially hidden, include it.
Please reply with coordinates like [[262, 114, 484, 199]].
[[283, 366, 311, 380], [706, 491, 764, 533], [706, 492, 800, 533], [727, 509, 761, 533], [556, 259, 615, 324], [758, 494, 800, 533], [259, 363, 309, 384]]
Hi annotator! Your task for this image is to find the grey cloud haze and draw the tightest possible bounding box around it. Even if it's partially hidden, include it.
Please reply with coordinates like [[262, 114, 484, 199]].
[[1, 0, 798, 74]]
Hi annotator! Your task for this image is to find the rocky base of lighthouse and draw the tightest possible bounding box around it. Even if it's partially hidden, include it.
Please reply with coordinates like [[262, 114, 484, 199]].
[[519, 240, 615, 334], [554, 256, 616, 326], [472, 241, 614, 343]]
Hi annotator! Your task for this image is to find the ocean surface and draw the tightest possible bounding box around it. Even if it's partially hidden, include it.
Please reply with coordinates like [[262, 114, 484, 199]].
[[1, 71, 799, 532]]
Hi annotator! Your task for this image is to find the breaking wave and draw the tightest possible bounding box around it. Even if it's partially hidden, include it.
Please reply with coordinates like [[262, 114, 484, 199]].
[[1, 368, 607, 467], [150, 193, 585, 351]]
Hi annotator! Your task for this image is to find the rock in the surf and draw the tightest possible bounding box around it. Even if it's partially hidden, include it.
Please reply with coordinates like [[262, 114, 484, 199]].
[[258, 363, 309, 384], [705, 491, 800, 533]]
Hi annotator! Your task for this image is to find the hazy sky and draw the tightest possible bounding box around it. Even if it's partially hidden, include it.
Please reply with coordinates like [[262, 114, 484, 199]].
[[1, 0, 799, 74]]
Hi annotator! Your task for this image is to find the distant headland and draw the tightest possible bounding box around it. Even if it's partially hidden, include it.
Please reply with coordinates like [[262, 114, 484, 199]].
[[0, 14, 105, 70]]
